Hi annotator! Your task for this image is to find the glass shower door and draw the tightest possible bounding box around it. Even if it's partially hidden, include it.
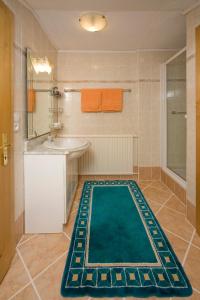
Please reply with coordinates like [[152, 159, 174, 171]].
[[166, 51, 186, 180]]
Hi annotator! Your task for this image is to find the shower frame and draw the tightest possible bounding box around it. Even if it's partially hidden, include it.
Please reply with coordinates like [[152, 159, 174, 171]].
[[161, 47, 187, 189]]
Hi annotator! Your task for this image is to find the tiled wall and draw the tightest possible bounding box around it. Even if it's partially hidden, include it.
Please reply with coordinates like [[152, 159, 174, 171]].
[[57, 50, 175, 168], [3, 0, 57, 241], [185, 6, 200, 223]]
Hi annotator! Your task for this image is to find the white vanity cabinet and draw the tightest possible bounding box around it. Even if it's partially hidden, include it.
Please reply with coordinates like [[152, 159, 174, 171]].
[[24, 154, 78, 233]]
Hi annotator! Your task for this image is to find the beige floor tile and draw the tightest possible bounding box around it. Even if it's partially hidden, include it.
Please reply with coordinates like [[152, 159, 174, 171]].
[[137, 180, 152, 191], [18, 233, 69, 278], [34, 254, 66, 300], [157, 206, 194, 242], [125, 297, 170, 300], [143, 186, 172, 204], [92, 298, 125, 300], [184, 245, 200, 291], [34, 254, 88, 300], [12, 284, 38, 300], [146, 199, 162, 214], [164, 230, 189, 263], [165, 195, 186, 215], [150, 181, 171, 192], [18, 234, 36, 245], [63, 211, 77, 238], [192, 232, 200, 249], [172, 290, 200, 299], [0, 253, 29, 300]]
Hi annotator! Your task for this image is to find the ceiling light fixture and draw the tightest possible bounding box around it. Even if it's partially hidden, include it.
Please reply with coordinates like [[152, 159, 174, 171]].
[[79, 13, 107, 32]]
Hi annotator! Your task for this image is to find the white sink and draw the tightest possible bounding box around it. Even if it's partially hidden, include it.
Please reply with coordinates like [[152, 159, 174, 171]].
[[43, 137, 90, 159]]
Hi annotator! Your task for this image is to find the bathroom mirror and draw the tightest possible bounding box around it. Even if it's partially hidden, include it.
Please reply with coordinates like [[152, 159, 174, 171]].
[[26, 48, 58, 139]]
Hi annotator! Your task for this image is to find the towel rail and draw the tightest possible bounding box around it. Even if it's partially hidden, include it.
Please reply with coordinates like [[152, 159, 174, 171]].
[[64, 88, 131, 93]]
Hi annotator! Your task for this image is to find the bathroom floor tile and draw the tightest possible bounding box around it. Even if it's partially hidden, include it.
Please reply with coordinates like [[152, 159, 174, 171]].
[[192, 232, 200, 249], [171, 290, 200, 299], [143, 186, 172, 204], [0, 253, 29, 300], [184, 245, 200, 291], [11, 284, 38, 300], [150, 180, 171, 192], [18, 233, 69, 278], [146, 199, 162, 214], [63, 211, 77, 238], [92, 298, 127, 300], [18, 234, 36, 245], [34, 254, 88, 300], [137, 180, 152, 191], [165, 195, 186, 215], [156, 206, 194, 242], [164, 230, 189, 263]]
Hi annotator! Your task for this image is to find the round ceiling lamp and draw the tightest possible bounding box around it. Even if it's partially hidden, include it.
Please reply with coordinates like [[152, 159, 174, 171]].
[[79, 13, 107, 32]]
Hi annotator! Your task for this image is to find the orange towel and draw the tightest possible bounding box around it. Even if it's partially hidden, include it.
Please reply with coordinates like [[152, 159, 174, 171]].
[[27, 89, 36, 113], [81, 89, 102, 112], [101, 89, 123, 112]]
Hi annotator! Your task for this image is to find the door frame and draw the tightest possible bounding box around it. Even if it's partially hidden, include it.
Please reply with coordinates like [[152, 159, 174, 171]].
[[196, 26, 200, 235]]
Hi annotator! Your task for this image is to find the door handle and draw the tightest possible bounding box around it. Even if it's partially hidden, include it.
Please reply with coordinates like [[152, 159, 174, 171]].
[[0, 133, 11, 166]]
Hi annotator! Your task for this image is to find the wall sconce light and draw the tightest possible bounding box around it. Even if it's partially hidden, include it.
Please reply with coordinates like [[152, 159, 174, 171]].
[[79, 13, 107, 32], [31, 56, 52, 74]]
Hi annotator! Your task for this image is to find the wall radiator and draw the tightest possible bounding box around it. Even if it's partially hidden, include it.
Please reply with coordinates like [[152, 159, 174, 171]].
[[73, 135, 136, 175]]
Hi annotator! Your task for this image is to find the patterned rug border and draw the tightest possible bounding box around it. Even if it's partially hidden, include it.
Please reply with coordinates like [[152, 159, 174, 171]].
[[61, 180, 193, 298]]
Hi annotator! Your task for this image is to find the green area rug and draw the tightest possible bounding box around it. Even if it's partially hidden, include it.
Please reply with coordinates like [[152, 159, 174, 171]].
[[61, 180, 192, 298]]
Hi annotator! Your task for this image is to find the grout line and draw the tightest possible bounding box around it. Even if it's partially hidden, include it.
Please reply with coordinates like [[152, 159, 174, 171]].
[[190, 242, 200, 251], [16, 235, 24, 248], [155, 195, 173, 216], [160, 204, 186, 216], [148, 198, 186, 217], [162, 227, 191, 244], [193, 287, 200, 294], [141, 182, 153, 191], [182, 229, 196, 266], [17, 234, 37, 248], [8, 282, 32, 300], [32, 251, 67, 281], [16, 248, 42, 300], [63, 231, 71, 241]]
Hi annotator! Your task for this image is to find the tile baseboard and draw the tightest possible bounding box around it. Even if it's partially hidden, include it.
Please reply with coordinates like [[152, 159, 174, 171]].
[[161, 169, 186, 204], [160, 169, 197, 228], [139, 167, 161, 181]]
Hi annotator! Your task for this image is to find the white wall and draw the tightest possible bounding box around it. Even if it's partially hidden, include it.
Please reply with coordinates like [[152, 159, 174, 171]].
[[57, 50, 174, 167], [3, 0, 57, 220]]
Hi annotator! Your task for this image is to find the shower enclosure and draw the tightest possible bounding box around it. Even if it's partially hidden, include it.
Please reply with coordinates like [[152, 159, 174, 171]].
[[163, 49, 186, 182]]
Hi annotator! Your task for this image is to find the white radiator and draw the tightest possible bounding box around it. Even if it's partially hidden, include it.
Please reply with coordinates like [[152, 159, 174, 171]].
[[76, 135, 134, 175]]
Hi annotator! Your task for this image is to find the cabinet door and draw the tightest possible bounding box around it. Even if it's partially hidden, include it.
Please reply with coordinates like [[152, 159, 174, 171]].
[[24, 155, 65, 233], [65, 158, 78, 222]]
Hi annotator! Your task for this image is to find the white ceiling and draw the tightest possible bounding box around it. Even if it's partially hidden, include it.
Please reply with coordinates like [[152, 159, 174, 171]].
[[24, 0, 199, 51]]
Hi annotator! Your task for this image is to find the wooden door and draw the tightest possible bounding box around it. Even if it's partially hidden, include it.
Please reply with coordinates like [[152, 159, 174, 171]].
[[196, 26, 200, 235], [0, 0, 15, 282]]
